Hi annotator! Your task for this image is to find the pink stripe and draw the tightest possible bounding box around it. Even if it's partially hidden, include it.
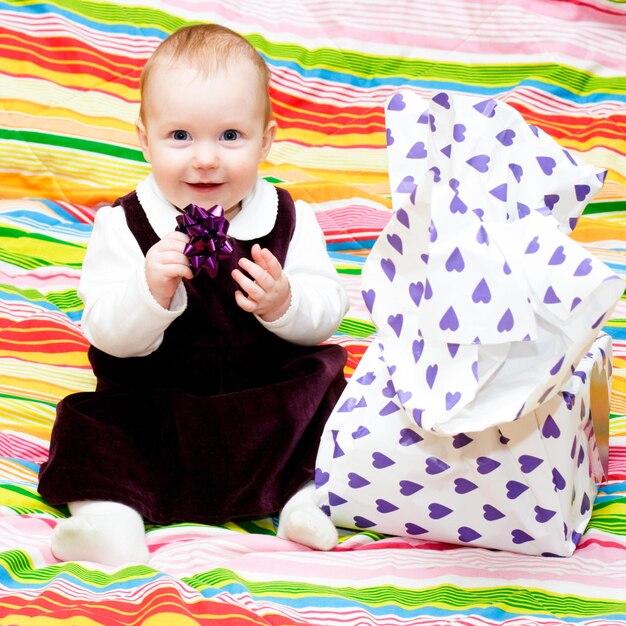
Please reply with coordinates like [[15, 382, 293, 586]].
[[154, 0, 626, 74], [0, 433, 48, 463], [0, 269, 79, 288]]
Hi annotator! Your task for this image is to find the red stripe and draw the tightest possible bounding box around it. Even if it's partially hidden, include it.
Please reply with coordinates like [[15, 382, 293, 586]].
[[0, 27, 142, 88], [550, 0, 626, 19], [0, 586, 308, 625], [271, 88, 386, 136], [0, 323, 89, 354], [511, 102, 626, 143]]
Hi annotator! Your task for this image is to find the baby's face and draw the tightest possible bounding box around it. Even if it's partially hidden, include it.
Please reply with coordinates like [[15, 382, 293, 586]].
[[136, 59, 275, 218]]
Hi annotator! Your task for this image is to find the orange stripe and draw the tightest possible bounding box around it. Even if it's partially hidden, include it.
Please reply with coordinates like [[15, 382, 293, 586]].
[[0, 586, 305, 625]]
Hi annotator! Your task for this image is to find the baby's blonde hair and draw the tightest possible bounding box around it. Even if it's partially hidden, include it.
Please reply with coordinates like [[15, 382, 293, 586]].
[[139, 24, 273, 125]]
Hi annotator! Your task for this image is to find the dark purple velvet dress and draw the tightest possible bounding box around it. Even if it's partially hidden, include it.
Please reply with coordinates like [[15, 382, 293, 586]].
[[38, 187, 347, 525]]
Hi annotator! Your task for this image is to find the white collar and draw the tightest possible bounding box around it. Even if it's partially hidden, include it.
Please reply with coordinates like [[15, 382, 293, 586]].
[[136, 173, 279, 241]]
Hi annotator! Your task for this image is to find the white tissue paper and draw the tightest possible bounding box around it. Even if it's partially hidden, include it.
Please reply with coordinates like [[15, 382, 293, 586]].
[[314, 90, 623, 555]]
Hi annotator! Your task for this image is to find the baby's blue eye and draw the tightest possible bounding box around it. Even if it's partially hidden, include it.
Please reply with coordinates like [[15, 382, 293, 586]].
[[172, 130, 190, 141], [222, 129, 240, 141]]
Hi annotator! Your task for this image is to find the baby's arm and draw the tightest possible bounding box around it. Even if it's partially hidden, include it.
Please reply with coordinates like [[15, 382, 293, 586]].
[[79, 205, 189, 357], [234, 200, 349, 346]]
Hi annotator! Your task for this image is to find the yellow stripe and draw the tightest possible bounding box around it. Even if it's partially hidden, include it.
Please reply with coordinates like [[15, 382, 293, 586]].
[[580, 148, 626, 186], [0, 373, 90, 404], [596, 180, 626, 200], [556, 135, 626, 156], [2, 238, 85, 265], [0, 149, 149, 205], [5, 109, 137, 146], [0, 459, 38, 483], [0, 349, 89, 367], [280, 180, 393, 207], [570, 217, 626, 243], [1, 56, 139, 102], [0, 74, 138, 122], [276, 127, 386, 148]]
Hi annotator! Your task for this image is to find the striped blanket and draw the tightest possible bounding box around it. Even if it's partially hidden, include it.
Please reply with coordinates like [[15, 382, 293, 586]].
[[1, 1, 625, 623]]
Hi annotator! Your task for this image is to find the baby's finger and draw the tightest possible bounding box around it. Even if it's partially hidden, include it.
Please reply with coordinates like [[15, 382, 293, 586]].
[[163, 263, 193, 281], [169, 230, 190, 241], [232, 267, 262, 298], [159, 230, 187, 244], [237, 257, 272, 289], [259, 248, 283, 280], [233, 289, 257, 313], [155, 248, 188, 265], [250, 243, 267, 268], [154, 234, 189, 256]]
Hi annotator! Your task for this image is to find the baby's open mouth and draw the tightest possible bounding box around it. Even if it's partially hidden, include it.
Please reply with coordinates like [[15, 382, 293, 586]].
[[187, 182, 221, 190]]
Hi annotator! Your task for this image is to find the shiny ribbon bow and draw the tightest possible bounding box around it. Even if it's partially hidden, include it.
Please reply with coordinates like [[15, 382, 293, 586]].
[[175, 203, 233, 278]]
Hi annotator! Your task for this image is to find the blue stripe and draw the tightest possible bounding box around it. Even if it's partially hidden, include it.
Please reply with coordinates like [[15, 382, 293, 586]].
[[0, 560, 165, 591], [328, 240, 377, 252], [597, 482, 626, 495], [198, 585, 626, 622], [602, 326, 626, 340], [0, 291, 82, 322], [1, 210, 92, 236], [264, 57, 626, 104], [1, 1, 169, 39]]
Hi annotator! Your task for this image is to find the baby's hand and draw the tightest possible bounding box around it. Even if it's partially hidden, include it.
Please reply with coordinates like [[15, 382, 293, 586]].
[[232, 244, 291, 321], [145, 231, 193, 309]]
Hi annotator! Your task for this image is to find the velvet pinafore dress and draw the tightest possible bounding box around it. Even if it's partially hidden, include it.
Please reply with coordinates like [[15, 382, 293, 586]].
[[38, 187, 347, 525]]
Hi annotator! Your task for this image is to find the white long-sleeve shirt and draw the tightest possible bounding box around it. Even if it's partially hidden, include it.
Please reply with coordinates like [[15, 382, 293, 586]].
[[79, 174, 349, 357]]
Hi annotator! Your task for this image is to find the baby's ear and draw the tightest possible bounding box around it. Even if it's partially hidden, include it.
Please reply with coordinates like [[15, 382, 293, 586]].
[[135, 118, 151, 163], [261, 120, 277, 159]]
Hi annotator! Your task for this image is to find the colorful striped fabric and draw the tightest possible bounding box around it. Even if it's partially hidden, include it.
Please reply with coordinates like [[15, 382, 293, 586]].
[[1, 0, 626, 624]]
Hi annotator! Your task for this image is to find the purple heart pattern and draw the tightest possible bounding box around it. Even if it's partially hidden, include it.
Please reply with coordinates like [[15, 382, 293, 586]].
[[314, 90, 618, 557], [315, 332, 611, 556], [350, 89, 620, 436]]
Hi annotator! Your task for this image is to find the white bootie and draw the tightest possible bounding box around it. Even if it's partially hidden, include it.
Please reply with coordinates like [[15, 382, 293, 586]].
[[277, 482, 338, 551], [52, 500, 149, 566]]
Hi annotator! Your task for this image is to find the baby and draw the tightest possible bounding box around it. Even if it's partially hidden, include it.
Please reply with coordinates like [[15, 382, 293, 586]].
[[38, 23, 348, 565]]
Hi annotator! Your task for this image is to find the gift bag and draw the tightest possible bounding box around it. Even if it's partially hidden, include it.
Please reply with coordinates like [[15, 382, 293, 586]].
[[314, 91, 623, 556]]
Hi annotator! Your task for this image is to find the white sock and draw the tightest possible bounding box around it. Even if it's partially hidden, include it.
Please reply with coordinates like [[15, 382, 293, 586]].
[[277, 482, 338, 551], [52, 500, 149, 566]]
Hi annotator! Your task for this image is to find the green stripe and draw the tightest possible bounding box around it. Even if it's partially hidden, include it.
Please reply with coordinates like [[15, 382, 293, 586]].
[[0, 226, 85, 247], [7, 0, 185, 34], [338, 318, 376, 338], [0, 250, 45, 271], [46, 289, 83, 312], [8, 2, 624, 96], [0, 485, 67, 516], [0, 550, 155, 586], [588, 497, 626, 536], [336, 267, 363, 276], [0, 226, 86, 269], [0, 129, 146, 163], [0, 484, 46, 500], [584, 200, 626, 216], [253, 37, 626, 93], [0, 393, 56, 408], [183, 571, 626, 618], [0, 249, 81, 270], [0, 284, 82, 313]]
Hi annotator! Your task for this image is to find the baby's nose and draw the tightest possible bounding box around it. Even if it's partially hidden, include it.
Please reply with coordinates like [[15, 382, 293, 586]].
[[193, 142, 218, 168]]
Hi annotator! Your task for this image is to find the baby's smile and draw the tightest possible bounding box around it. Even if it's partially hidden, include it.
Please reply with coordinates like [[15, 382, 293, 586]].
[[187, 182, 222, 189]]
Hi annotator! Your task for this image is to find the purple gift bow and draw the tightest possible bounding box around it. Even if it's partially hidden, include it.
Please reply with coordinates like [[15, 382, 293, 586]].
[[175, 203, 233, 278]]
